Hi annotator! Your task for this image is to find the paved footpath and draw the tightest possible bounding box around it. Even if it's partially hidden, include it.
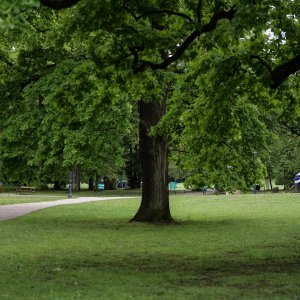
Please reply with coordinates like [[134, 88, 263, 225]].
[[0, 197, 137, 221]]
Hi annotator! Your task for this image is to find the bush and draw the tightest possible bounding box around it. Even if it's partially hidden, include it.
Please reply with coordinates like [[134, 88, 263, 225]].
[[38, 184, 49, 191]]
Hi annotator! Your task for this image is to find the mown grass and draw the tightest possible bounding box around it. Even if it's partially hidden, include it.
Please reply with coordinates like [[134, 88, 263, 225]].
[[0, 195, 66, 205], [0, 189, 142, 205], [0, 193, 299, 299], [0, 188, 142, 203]]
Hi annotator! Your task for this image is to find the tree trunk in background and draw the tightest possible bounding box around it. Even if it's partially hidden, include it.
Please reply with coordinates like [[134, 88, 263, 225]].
[[130, 99, 173, 223], [269, 173, 273, 190], [126, 144, 141, 189], [74, 165, 81, 192], [53, 180, 61, 190], [104, 178, 115, 190], [88, 177, 94, 191]]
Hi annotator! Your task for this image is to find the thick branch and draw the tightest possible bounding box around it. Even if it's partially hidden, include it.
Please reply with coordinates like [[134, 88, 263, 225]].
[[196, 0, 203, 23], [20, 64, 56, 92], [20, 75, 40, 91], [139, 29, 200, 72], [136, 10, 193, 23], [40, 0, 80, 9], [251, 55, 273, 74], [252, 53, 300, 88], [271, 53, 300, 88], [133, 6, 236, 73], [123, 3, 193, 23], [201, 5, 236, 32]]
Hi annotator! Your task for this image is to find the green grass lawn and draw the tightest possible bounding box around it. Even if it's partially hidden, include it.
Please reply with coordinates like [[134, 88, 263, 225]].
[[0, 189, 142, 205], [0, 193, 299, 299], [0, 195, 66, 205]]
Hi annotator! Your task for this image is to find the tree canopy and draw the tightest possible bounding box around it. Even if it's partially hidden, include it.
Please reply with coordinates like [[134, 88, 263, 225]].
[[0, 0, 299, 220]]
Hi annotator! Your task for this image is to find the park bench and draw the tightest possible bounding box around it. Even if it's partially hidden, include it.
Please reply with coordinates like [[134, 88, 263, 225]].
[[216, 189, 226, 195], [16, 186, 36, 194]]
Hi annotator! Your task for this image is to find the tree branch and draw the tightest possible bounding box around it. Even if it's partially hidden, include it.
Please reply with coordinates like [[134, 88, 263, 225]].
[[133, 6, 237, 73], [123, 2, 193, 23], [20, 75, 40, 91], [20, 64, 56, 92], [196, 0, 203, 24], [136, 10, 193, 23], [251, 55, 273, 74], [138, 29, 200, 72], [252, 53, 300, 88], [201, 5, 236, 32], [271, 53, 300, 88], [40, 0, 80, 9]]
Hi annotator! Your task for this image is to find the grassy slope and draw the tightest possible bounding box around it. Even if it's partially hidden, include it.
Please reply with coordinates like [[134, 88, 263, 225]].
[[0, 193, 299, 299]]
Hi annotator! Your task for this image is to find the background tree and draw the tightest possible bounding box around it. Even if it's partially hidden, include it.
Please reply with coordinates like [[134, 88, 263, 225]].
[[0, 8, 133, 187]]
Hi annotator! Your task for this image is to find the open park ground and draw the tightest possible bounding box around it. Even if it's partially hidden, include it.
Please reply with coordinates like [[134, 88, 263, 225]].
[[0, 192, 299, 299]]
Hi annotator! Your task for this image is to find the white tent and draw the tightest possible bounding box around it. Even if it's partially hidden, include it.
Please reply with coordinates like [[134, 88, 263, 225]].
[[295, 173, 300, 192]]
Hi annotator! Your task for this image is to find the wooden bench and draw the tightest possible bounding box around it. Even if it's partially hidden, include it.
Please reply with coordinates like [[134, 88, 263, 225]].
[[16, 186, 36, 194], [216, 189, 226, 195]]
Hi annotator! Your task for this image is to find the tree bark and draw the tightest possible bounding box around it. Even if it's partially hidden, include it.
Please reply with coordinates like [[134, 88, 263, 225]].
[[40, 0, 80, 9], [271, 53, 300, 88], [53, 180, 61, 190], [269, 175, 273, 190], [74, 165, 81, 192], [130, 99, 173, 223], [88, 177, 94, 191], [126, 144, 141, 189]]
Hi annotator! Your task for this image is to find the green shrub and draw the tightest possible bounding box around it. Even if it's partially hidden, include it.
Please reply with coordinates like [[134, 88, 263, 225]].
[[38, 184, 49, 191]]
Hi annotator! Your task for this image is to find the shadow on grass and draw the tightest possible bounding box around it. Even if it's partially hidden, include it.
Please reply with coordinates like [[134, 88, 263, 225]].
[[5, 249, 300, 298], [14, 213, 259, 231], [1, 212, 300, 298]]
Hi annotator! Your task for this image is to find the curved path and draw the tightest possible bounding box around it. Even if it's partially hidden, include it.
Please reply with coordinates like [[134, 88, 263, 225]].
[[0, 197, 137, 221]]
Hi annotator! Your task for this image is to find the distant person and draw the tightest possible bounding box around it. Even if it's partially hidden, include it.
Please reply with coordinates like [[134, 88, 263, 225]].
[[203, 186, 207, 195]]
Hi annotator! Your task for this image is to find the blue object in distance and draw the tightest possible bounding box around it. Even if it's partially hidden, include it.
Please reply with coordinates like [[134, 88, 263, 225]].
[[169, 182, 177, 190]]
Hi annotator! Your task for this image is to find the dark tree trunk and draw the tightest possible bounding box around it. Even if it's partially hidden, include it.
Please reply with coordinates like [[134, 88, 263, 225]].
[[74, 165, 81, 192], [88, 177, 94, 191], [269, 175, 273, 190], [53, 180, 61, 190], [130, 99, 173, 223], [126, 144, 141, 189], [104, 178, 115, 190]]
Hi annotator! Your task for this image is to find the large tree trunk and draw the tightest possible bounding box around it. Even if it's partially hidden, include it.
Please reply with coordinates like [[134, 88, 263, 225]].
[[130, 99, 173, 223]]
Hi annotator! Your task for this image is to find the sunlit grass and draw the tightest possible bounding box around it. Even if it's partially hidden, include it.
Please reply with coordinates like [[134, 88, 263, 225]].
[[0, 195, 65, 205], [0, 189, 142, 205], [0, 193, 299, 299]]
